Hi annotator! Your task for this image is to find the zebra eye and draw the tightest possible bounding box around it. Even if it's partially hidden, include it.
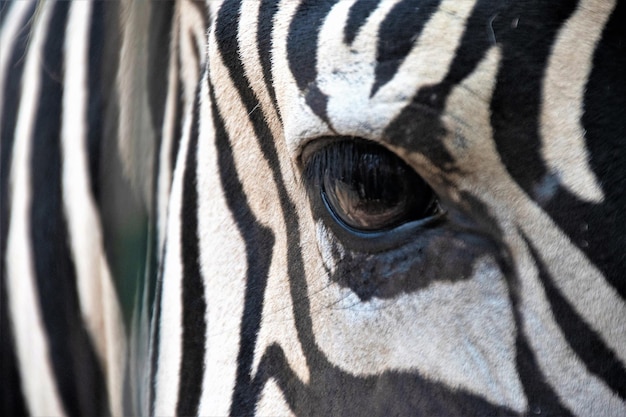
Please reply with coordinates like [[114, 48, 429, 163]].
[[304, 139, 439, 232]]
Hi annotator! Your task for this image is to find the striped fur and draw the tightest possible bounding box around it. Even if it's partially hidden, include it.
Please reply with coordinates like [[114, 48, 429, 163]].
[[1, 1, 205, 415], [1, 0, 625, 416]]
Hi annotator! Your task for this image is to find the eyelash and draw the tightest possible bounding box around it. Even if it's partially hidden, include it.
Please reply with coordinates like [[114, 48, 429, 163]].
[[304, 140, 394, 194]]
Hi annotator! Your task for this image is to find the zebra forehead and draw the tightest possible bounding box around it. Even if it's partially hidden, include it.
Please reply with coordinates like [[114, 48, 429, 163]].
[[275, 0, 478, 157]]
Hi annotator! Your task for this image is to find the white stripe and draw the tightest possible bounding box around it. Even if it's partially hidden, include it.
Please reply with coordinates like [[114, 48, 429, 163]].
[[316, 0, 400, 136], [0, 0, 35, 124], [117, 0, 155, 209], [272, 0, 328, 156], [196, 58, 246, 417], [518, 204, 626, 364], [236, 0, 311, 387], [256, 379, 296, 417], [204, 0, 224, 24], [540, 0, 614, 203], [61, 2, 126, 415], [5, 2, 66, 415], [153, 79, 193, 417], [377, 0, 477, 103], [178, 0, 207, 105], [513, 234, 626, 416], [237, 0, 283, 139]]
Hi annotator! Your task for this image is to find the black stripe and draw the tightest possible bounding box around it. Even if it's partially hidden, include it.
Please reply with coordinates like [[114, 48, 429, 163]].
[[371, 0, 442, 96], [419, 1, 498, 104], [344, 0, 384, 45], [514, 326, 573, 416], [89, 0, 120, 211], [574, 0, 626, 297], [286, 0, 340, 128], [381, 0, 511, 154], [188, 28, 202, 66], [381, 0, 496, 162], [169, 52, 183, 177], [208, 75, 275, 417], [491, 1, 577, 194], [176, 88, 207, 417], [168, 2, 205, 181], [525, 237, 626, 400], [147, 0, 174, 167], [257, 343, 515, 416], [257, 0, 282, 121], [86, 0, 105, 203], [29, 2, 109, 415], [0, 0, 11, 28], [497, 234, 572, 416], [286, 0, 339, 92], [207, 14, 278, 403]]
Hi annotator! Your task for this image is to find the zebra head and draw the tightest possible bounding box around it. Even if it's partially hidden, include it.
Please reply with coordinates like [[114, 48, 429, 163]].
[[154, 0, 625, 415]]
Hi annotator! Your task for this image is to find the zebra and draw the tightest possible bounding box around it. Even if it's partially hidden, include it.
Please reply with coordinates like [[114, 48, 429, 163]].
[[1, 0, 625, 416]]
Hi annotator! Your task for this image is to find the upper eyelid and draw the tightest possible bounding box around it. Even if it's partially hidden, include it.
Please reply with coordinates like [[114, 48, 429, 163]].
[[301, 139, 418, 198], [300, 135, 405, 165], [299, 136, 347, 167]]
